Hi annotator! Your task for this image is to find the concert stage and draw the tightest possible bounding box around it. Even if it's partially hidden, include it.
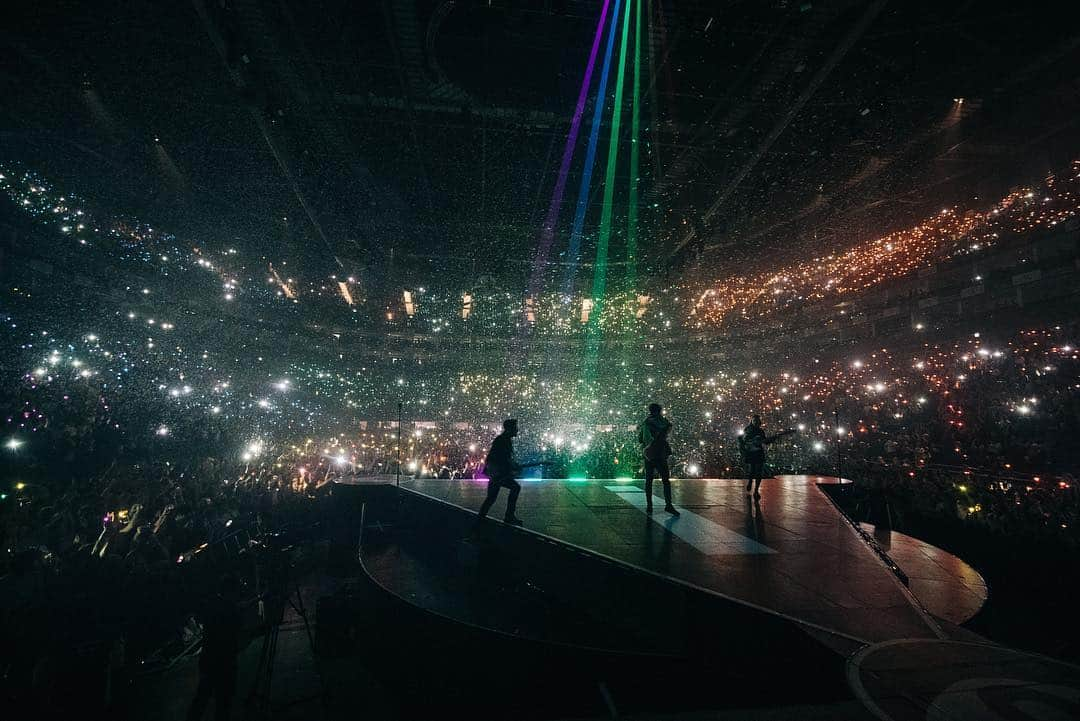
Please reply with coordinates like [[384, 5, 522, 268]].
[[326, 475, 1080, 719], [401, 475, 985, 645]]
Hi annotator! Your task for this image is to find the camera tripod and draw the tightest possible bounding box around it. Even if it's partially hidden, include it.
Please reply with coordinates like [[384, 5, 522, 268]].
[[245, 569, 322, 718]]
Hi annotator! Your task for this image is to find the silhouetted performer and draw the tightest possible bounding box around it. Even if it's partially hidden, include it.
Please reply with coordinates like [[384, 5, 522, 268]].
[[188, 574, 242, 721], [638, 403, 679, 515], [739, 414, 790, 498], [478, 418, 524, 526]]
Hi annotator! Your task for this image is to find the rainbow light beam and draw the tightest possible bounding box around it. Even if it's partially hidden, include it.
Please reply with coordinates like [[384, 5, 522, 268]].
[[561, 0, 625, 293], [582, 0, 634, 387], [620, 0, 644, 375], [526, 0, 612, 301], [625, 0, 642, 298]]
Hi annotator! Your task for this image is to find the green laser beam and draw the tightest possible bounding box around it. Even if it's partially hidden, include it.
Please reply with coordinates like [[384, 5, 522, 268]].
[[583, 0, 634, 390], [619, 0, 643, 377], [627, 0, 642, 296]]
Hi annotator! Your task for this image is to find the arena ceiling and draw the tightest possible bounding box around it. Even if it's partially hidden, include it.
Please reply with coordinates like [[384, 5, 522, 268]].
[[3, 0, 1079, 284]]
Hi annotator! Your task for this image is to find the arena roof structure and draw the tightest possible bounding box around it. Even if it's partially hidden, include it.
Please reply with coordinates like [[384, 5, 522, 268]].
[[4, 1, 1079, 283]]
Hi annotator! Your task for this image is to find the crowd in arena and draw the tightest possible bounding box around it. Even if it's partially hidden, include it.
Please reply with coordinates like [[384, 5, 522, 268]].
[[3, 160, 1078, 339], [2, 160, 1079, 694], [4, 309, 1076, 565]]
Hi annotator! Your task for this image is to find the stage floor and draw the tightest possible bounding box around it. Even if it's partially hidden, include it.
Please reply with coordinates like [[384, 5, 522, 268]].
[[403, 475, 974, 645], [857, 522, 987, 626]]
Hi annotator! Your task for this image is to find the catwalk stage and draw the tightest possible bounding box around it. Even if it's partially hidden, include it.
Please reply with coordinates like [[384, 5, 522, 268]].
[[331, 475, 1080, 719], [401, 475, 985, 644]]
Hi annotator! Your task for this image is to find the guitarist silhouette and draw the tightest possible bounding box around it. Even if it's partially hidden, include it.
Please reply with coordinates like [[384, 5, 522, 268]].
[[739, 414, 795, 498], [638, 403, 680, 516], [478, 418, 526, 525]]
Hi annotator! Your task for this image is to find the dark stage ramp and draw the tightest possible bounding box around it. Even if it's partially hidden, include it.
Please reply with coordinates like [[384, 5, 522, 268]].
[[403, 475, 953, 644], [322, 476, 1076, 719], [340, 479, 862, 718]]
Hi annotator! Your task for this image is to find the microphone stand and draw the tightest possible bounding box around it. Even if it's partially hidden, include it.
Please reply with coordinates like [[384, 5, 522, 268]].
[[834, 407, 843, 482], [396, 400, 402, 487]]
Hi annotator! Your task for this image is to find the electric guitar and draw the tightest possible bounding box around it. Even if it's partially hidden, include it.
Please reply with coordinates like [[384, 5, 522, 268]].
[[483, 458, 555, 478], [643, 427, 673, 462], [516, 460, 554, 471], [739, 428, 796, 461]]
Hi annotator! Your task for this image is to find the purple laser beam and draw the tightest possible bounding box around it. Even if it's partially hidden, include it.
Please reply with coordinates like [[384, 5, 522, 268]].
[[525, 0, 612, 299]]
